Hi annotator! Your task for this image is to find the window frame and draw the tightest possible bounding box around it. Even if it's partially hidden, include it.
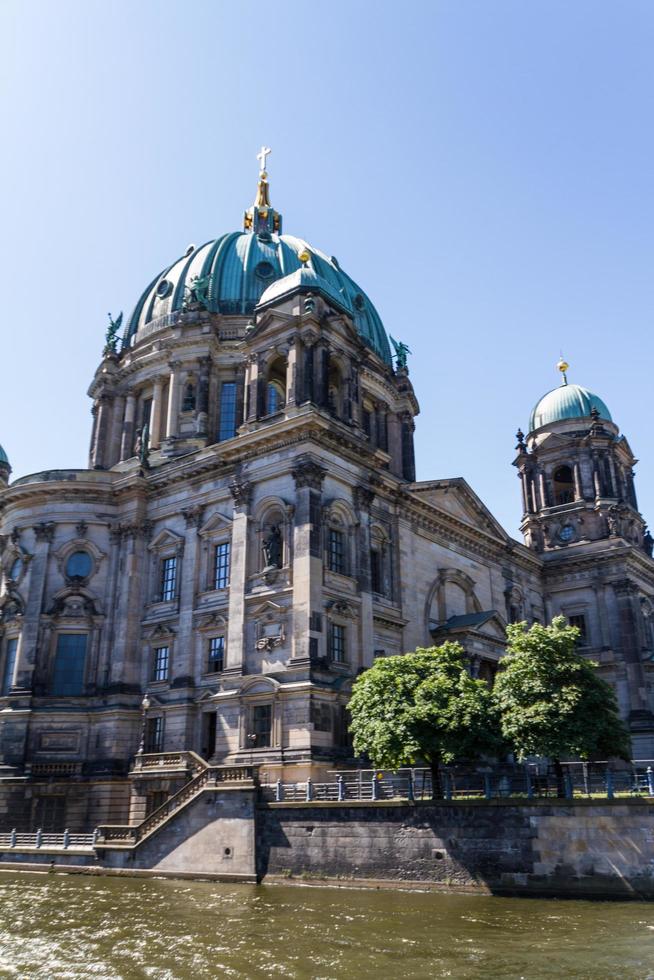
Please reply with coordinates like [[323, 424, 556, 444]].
[[145, 715, 164, 753], [151, 645, 170, 683], [328, 622, 346, 663], [218, 381, 238, 442], [51, 632, 88, 697], [207, 635, 225, 674], [159, 555, 178, 602], [213, 541, 231, 591], [327, 527, 346, 575]]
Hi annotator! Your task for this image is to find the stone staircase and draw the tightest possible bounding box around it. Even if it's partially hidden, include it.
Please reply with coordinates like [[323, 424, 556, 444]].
[[95, 764, 258, 850]]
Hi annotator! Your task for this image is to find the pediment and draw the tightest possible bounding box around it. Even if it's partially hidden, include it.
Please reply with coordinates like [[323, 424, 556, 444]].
[[240, 675, 280, 695], [409, 479, 509, 540], [199, 511, 233, 537], [148, 528, 184, 552]]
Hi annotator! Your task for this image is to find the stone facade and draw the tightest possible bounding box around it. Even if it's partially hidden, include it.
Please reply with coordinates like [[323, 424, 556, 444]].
[[0, 172, 653, 830]]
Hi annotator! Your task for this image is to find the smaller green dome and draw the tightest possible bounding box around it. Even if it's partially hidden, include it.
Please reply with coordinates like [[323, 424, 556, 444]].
[[529, 382, 612, 432], [0, 444, 9, 466]]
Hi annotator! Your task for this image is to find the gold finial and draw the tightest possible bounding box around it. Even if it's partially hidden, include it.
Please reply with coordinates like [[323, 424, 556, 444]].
[[298, 249, 310, 266], [557, 356, 569, 385]]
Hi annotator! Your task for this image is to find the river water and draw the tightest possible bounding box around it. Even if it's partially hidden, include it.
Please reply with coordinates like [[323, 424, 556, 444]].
[[0, 872, 652, 979]]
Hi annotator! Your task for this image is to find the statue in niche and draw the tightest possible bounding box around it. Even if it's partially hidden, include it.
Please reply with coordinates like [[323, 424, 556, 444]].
[[135, 424, 150, 470], [182, 382, 196, 412], [262, 525, 282, 570]]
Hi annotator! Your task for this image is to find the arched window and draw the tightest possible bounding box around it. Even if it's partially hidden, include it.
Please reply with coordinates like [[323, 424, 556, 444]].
[[265, 358, 286, 416], [553, 465, 574, 505]]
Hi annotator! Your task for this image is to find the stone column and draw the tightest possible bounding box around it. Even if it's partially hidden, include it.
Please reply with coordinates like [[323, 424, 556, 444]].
[[165, 361, 182, 439], [291, 456, 327, 663], [573, 462, 583, 501], [107, 395, 125, 467], [245, 355, 260, 423], [120, 395, 137, 461], [592, 454, 602, 498], [109, 521, 151, 692], [612, 580, 653, 726], [225, 478, 251, 674], [519, 472, 530, 514], [538, 470, 548, 509], [354, 485, 375, 673], [177, 506, 204, 743], [285, 335, 300, 408], [196, 358, 211, 437], [387, 414, 403, 479], [92, 396, 112, 469], [150, 379, 163, 449]]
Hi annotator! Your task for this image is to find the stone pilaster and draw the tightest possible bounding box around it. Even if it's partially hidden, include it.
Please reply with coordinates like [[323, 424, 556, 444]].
[[291, 455, 326, 663], [353, 485, 375, 673], [150, 379, 164, 449], [120, 395, 136, 461], [225, 478, 252, 674]]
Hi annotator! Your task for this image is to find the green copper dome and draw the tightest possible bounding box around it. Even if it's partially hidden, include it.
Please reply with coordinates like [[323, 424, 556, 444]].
[[124, 231, 392, 366], [0, 445, 9, 466], [529, 382, 612, 432]]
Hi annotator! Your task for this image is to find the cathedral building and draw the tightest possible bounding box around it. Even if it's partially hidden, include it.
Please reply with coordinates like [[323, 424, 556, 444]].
[[0, 157, 653, 830]]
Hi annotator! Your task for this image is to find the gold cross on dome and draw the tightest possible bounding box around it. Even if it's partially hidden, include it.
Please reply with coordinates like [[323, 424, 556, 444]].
[[257, 145, 271, 173]]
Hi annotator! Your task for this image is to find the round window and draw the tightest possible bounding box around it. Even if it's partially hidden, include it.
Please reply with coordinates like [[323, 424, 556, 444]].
[[559, 525, 575, 543], [66, 551, 93, 579], [254, 261, 275, 281], [353, 293, 366, 311], [156, 279, 173, 299], [9, 558, 21, 580]]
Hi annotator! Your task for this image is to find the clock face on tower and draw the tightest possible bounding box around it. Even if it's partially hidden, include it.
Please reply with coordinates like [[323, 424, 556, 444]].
[[559, 524, 575, 543]]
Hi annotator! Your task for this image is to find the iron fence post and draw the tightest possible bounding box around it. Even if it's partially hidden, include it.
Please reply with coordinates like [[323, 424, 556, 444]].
[[306, 778, 313, 802], [275, 779, 283, 802], [407, 771, 414, 802], [337, 775, 345, 801], [35, 828, 42, 848], [606, 770, 614, 800], [63, 829, 70, 850], [9, 828, 16, 848]]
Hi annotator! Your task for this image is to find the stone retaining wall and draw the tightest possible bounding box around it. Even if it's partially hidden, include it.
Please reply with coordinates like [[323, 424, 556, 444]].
[[256, 798, 654, 898]]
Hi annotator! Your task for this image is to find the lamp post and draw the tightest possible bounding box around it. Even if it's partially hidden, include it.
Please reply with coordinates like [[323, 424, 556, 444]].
[[137, 693, 151, 755]]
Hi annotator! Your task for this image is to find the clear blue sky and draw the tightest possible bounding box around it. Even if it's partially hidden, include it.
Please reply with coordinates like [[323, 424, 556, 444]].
[[1, 0, 653, 537]]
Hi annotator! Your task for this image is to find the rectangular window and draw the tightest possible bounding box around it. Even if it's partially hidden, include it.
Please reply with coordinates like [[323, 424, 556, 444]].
[[160, 556, 177, 601], [327, 529, 345, 575], [152, 646, 169, 682], [311, 700, 332, 732], [329, 623, 346, 663], [370, 548, 382, 594], [252, 704, 272, 748], [145, 716, 164, 753], [569, 615, 587, 645], [33, 796, 66, 832], [218, 382, 237, 442], [208, 636, 225, 674], [2, 638, 18, 695], [214, 542, 231, 590], [51, 634, 87, 696]]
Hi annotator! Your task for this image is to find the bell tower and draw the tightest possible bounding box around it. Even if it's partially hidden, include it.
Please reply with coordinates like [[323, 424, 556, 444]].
[[514, 359, 648, 555], [516, 360, 654, 755]]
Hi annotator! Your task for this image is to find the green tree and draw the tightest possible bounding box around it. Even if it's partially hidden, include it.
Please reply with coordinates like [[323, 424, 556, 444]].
[[493, 617, 631, 794], [347, 642, 502, 798]]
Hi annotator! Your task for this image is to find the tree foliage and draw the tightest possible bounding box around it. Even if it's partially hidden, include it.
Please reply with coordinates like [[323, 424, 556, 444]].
[[493, 616, 631, 764], [347, 642, 502, 786]]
